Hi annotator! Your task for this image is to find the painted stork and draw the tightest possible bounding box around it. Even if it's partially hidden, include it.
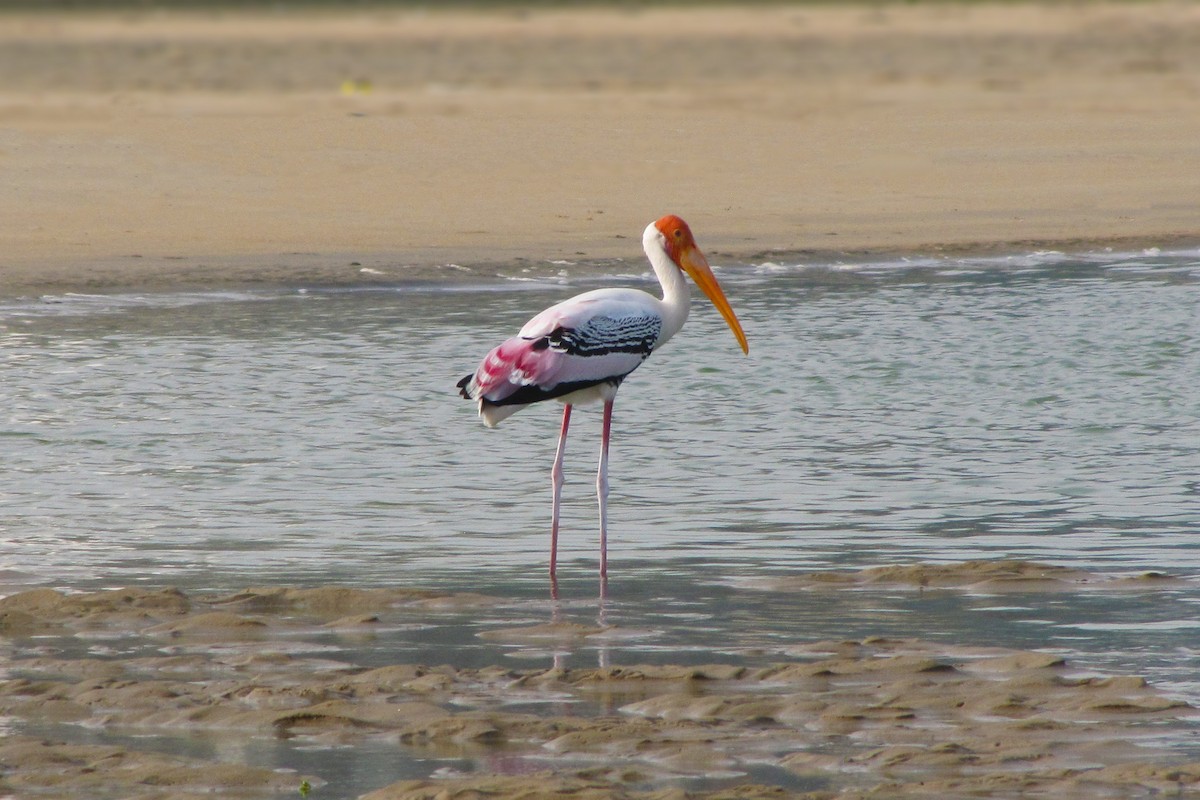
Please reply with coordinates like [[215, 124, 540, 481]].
[[457, 215, 749, 591]]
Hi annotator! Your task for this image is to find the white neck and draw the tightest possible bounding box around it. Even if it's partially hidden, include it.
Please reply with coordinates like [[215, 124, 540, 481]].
[[643, 222, 690, 347]]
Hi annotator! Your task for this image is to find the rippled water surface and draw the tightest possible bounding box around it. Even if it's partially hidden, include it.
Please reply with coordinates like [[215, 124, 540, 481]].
[[2, 248, 1199, 794]]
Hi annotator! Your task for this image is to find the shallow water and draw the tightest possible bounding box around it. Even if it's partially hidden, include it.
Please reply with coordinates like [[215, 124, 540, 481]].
[[2, 248, 1199, 795]]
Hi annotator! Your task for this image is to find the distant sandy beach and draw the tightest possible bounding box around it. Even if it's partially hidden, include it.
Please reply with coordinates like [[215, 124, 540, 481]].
[[1, 1, 1198, 297]]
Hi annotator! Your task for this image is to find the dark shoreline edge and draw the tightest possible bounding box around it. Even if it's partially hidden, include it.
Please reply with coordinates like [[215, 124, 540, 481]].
[[3, 232, 1198, 301]]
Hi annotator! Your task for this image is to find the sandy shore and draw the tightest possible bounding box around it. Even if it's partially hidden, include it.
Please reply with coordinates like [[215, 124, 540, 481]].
[[1, 2, 1199, 296], [0, 561, 1197, 799]]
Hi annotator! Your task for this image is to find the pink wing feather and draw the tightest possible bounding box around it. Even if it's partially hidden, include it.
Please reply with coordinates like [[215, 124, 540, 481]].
[[469, 335, 566, 405], [459, 302, 571, 406]]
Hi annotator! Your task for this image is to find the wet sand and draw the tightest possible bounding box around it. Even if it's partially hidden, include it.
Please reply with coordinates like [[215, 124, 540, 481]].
[[2, 2, 1200, 297], [1, 561, 1198, 798]]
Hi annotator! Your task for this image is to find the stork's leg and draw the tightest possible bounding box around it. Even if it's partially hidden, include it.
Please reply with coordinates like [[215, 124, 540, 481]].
[[597, 399, 614, 589], [550, 404, 572, 583]]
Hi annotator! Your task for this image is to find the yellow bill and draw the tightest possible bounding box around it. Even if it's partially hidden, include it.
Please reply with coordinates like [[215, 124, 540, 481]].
[[679, 245, 749, 354]]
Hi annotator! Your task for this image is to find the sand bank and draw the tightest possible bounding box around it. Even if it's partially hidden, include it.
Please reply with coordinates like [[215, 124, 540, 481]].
[[0, 561, 1197, 798], [1, 2, 1199, 296]]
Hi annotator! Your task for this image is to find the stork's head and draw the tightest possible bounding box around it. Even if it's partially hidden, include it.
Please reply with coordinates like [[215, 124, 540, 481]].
[[650, 214, 749, 354]]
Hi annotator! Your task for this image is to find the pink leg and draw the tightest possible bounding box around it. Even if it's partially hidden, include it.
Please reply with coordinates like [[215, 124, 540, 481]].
[[550, 404, 572, 582], [597, 399, 614, 590]]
